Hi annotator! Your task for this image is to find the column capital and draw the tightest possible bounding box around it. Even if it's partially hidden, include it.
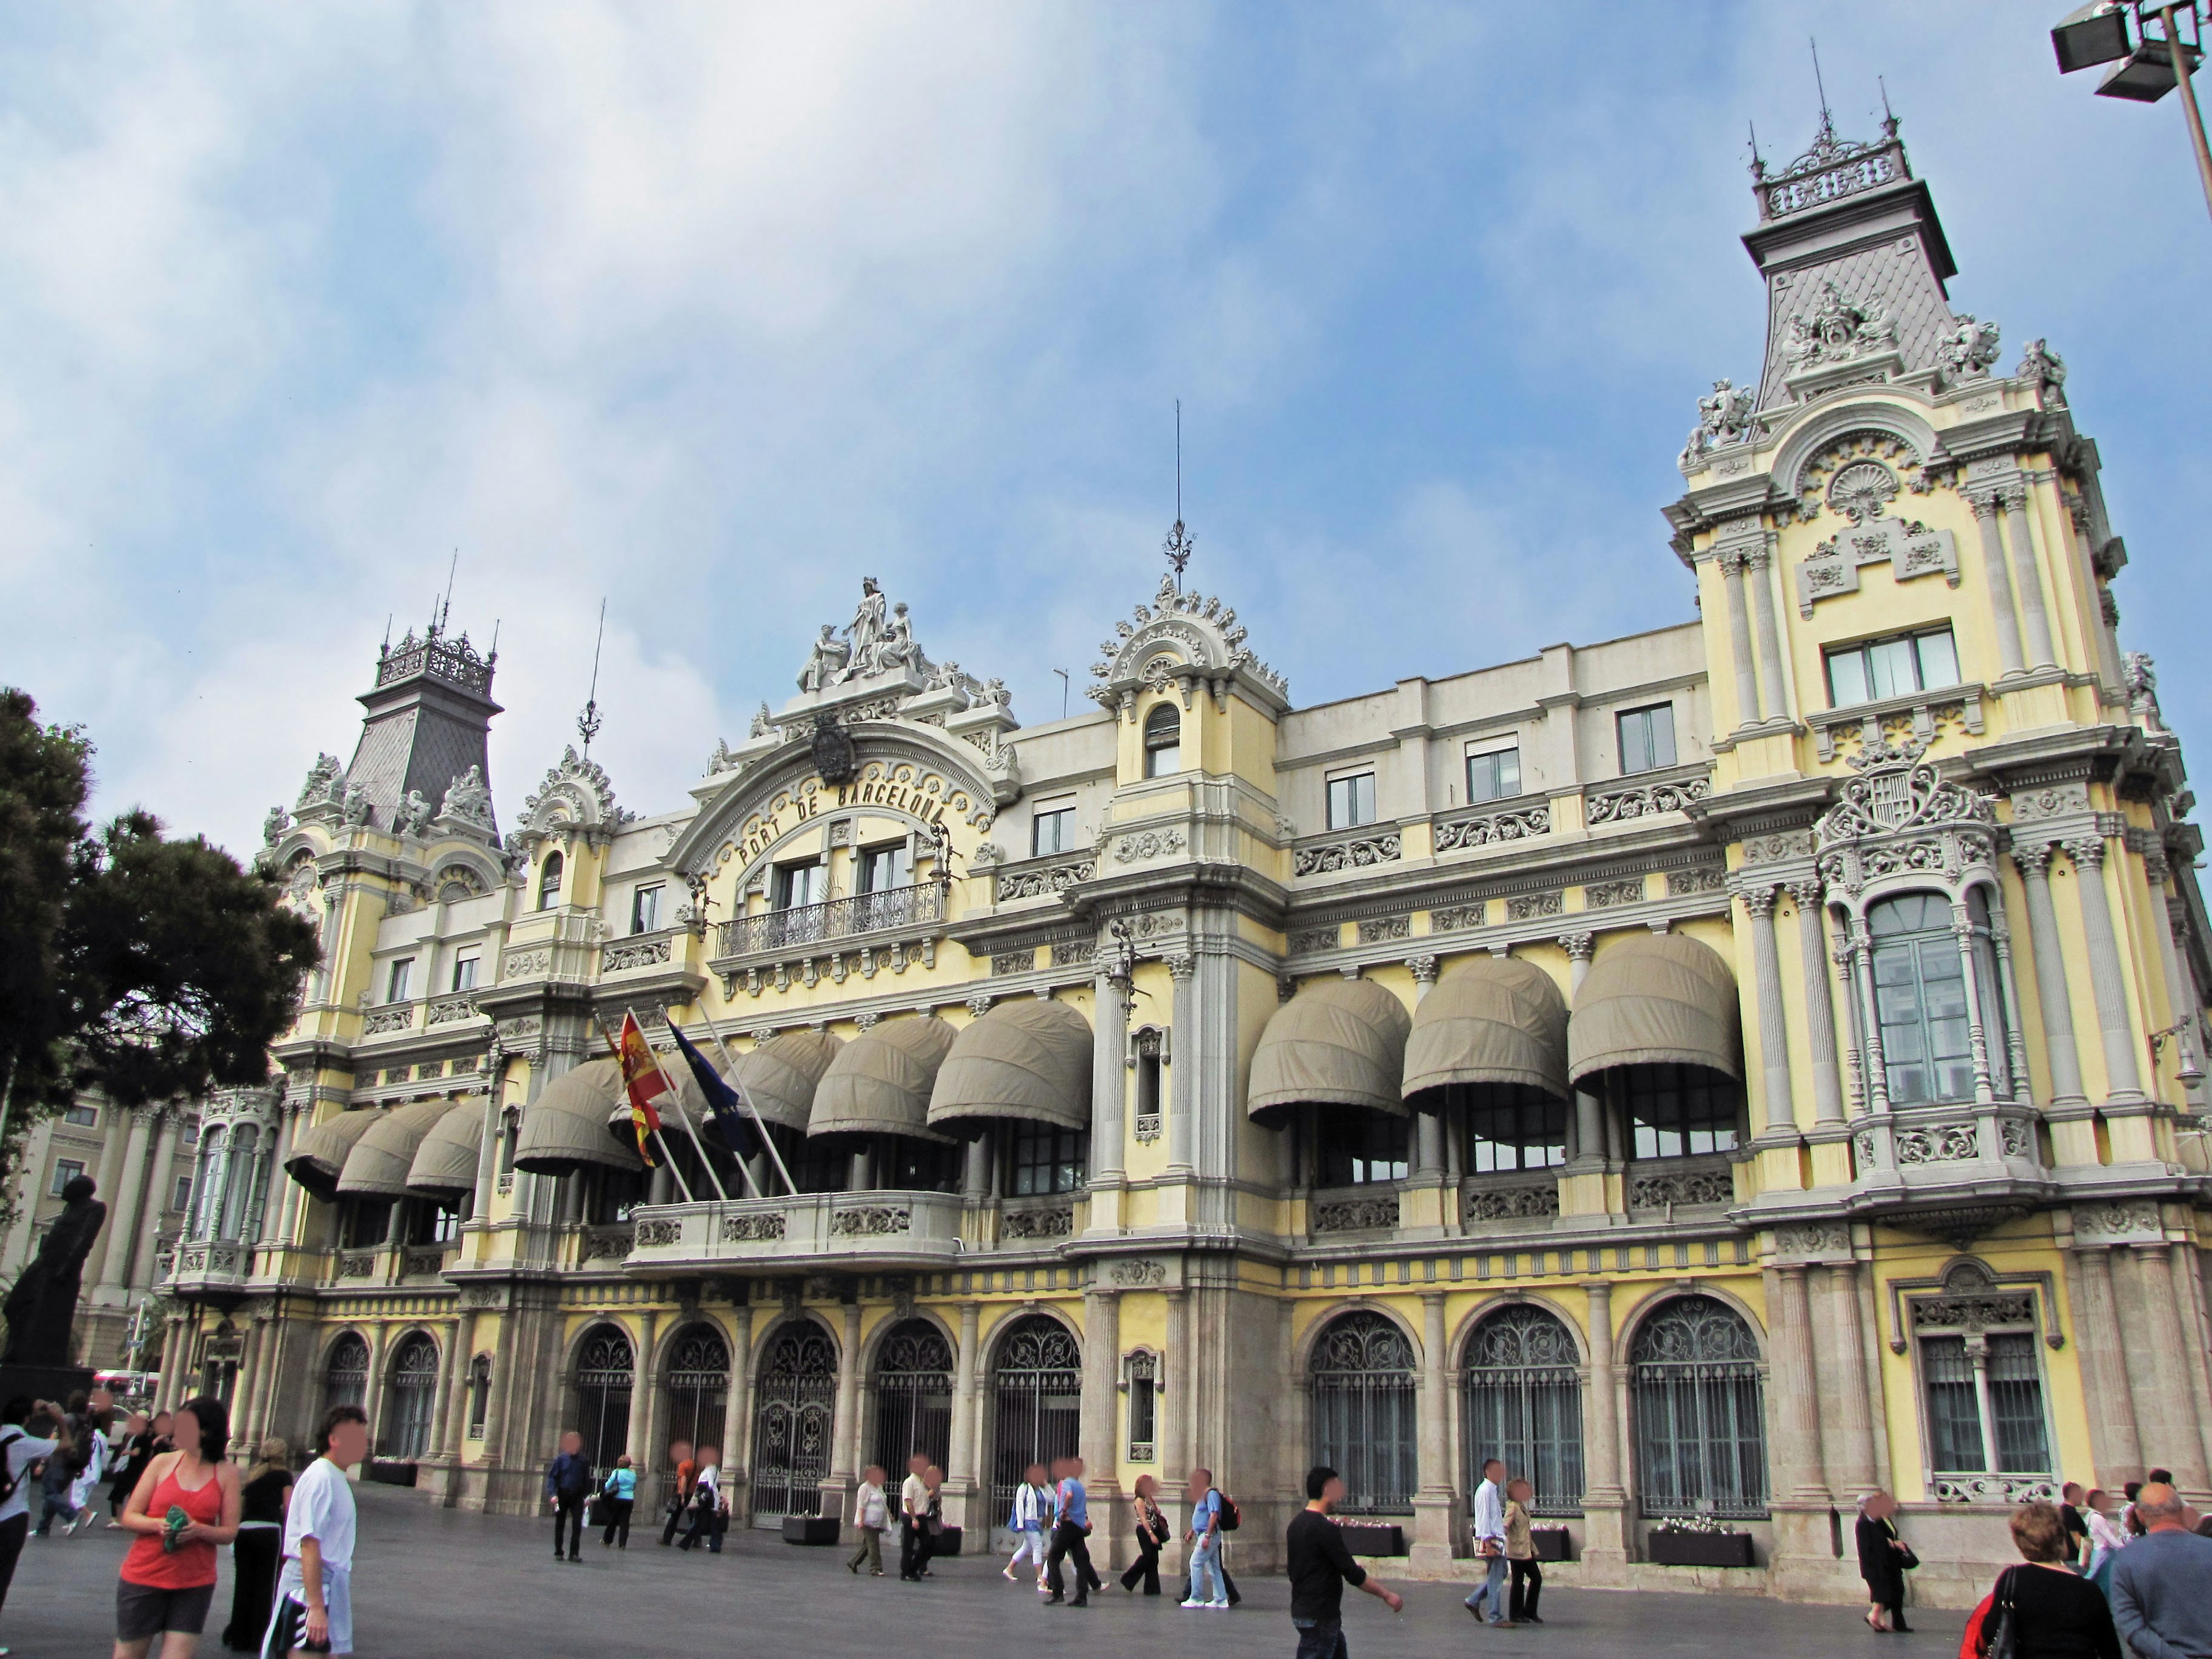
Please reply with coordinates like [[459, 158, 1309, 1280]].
[[1164, 953, 1195, 982], [1967, 490, 2002, 519], [1405, 955, 1439, 987], [1738, 883, 1779, 919], [2011, 841, 2056, 878], [2063, 834, 2107, 871], [1557, 931, 1594, 963], [1783, 878, 1824, 911]]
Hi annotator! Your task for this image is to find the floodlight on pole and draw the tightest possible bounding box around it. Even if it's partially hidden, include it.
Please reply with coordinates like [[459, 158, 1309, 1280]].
[[2052, 2, 2212, 221]]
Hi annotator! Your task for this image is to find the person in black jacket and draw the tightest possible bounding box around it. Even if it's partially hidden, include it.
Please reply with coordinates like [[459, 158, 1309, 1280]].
[[1120, 1474, 1169, 1594], [1286, 1465, 1401, 1659], [543, 1431, 592, 1563], [1855, 1490, 1911, 1634], [1990, 1500, 2120, 1659]]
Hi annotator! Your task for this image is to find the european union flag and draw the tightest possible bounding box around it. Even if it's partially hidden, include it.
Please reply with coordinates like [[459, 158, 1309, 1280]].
[[668, 1021, 756, 1160]]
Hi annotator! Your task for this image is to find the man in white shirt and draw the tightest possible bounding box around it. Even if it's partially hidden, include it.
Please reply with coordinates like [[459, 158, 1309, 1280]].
[[897, 1453, 930, 1582], [0, 1396, 68, 1656], [1463, 1457, 1508, 1627], [265, 1403, 368, 1657], [677, 1448, 724, 1554]]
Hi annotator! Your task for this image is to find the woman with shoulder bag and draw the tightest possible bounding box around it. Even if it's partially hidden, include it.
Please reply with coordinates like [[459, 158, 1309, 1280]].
[[1972, 1502, 2118, 1659], [1857, 1491, 1915, 1633]]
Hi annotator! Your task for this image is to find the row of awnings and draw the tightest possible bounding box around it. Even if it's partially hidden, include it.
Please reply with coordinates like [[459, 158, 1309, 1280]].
[[1248, 932, 1741, 1121], [283, 933, 1741, 1197]]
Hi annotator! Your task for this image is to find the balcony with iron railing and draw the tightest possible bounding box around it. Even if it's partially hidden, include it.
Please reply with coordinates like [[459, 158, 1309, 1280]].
[[625, 1190, 968, 1270], [713, 881, 944, 961]]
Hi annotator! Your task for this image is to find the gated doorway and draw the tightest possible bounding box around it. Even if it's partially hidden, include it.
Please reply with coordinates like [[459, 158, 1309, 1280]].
[[574, 1325, 634, 1469], [987, 1314, 1080, 1543], [664, 1325, 731, 1457], [750, 1321, 837, 1522], [871, 1319, 953, 1478], [386, 1332, 441, 1461]]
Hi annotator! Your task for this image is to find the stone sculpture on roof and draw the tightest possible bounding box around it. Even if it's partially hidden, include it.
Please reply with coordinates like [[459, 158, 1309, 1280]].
[[440, 765, 495, 831]]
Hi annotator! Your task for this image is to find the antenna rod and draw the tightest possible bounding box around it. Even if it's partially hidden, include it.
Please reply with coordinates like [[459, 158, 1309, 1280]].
[[1175, 397, 1183, 525], [442, 548, 459, 629], [578, 598, 607, 753], [1810, 36, 1831, 128]]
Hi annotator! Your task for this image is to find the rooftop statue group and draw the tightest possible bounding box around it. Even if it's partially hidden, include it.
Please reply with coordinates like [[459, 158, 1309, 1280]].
[[798, 577, 930, 692]]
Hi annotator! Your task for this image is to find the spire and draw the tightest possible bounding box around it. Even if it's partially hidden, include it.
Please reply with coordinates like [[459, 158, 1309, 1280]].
[[577, 597, 607, 756], [1162, 399, 1193, 592], [345, 600, 502, 835]]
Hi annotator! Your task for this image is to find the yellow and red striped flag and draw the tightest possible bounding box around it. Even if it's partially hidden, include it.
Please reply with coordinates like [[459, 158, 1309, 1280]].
[[611, 1010, 669, 1166]]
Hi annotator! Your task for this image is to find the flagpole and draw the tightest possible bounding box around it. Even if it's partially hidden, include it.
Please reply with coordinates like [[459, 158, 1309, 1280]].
[[665, 1014, 766, 1200], [631, 1018, 730, 1202], [685, 1001, 800, 1198], [594, 1016, 695, 1203]]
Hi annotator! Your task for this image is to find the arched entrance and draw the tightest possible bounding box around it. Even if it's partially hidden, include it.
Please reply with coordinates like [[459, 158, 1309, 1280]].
[[1463, 1304, 1582, 1513], [750, 1323, 836, 1521], [1630, 1295, 1767, 1517], [871, 1319, 953, 1478], [385, 1332, 441, 1460], [1309, 1310, 1416, 1515], [574, 1325, 634, 1469], [987, 1315, 1080, 1528], [324, 1333, 369, 1413], [665, 1325, 732, 1455]]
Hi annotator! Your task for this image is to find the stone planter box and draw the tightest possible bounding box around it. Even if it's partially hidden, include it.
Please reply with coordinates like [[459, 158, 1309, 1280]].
[[1339, 1523, 1405, 1555], [1647, 1529, 1754, 1567], [366, 1460, 418, 1487], [782, 1515, 841, 1545], [1531, 1527, 1570, 1562]]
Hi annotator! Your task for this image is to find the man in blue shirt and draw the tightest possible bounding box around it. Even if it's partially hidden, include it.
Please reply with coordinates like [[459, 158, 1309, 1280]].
[[1044, 1456, 1103, 1607], [2111, 1482, 2212, 1659], [544, 1431, 592, 1563], [1182, 1467, 1229, 1609]]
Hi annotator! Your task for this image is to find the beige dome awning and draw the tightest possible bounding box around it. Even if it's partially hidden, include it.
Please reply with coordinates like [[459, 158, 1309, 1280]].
[[1567, 932, 1743, 1086], [809, 1017, 958, 1143], [735, 1029, 843, 1134], [285, 1108, 384, 1198], [1247, 977, 1413, 1123], [336, 1098, 465, 1198], [406, 1100, 487, 1200], [928, 999, 1093, 1133], [514, 1059, 646, 1175], [1402, 957, 1569, 1104]]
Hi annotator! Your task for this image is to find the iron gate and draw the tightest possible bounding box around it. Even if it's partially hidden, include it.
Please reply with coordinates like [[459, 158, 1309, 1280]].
[[664, 1325, 732, 1456], [574, 1326, 634, 1470], [751, 1324, 836, 1520], [1463, 1304, 1584, 1516], [1309, 1310, 1418, 1515], [988, 1315, 1081, 1528], [385, 1332, 441, 1460], [872, 1320, 953, 1477], [325, 1332, 369, 1412], [1630, 1296, 1767, 1517]]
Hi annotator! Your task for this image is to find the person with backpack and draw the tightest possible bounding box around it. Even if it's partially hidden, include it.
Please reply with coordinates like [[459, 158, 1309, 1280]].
[[1182, 1465, 1229, 1609], [0, 1396, 69, 1652], [1003, 1462, 1050, 1588]]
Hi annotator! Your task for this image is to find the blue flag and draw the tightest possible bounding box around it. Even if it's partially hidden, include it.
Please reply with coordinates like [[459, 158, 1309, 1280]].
[[668, 1021, 756, 1160]]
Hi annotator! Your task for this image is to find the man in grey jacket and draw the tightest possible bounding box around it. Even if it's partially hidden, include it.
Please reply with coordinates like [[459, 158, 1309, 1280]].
[[2111, 1483, 2212, 1659]]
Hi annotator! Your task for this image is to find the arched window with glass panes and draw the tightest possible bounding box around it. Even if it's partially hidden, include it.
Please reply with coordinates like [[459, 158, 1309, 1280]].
[[1463, 1304, 1584, 1515], [324, 1332, 370, 1413], [1866, 891, 2013, 1104], [1308, 1310, 1418, 1516], [1142, 702, 1181, 777], [1630, 1296, 1766, 1518]]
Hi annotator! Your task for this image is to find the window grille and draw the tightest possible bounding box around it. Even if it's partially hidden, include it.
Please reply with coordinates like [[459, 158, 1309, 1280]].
[[386, 1332, 440, 1460], [750, 1325, 836, 1520], [989, 1316, 1081, 1525], [467, 1355, 491, 1438], [1309, 1311, 1418, 1515], [665, 1325, 731, 1455], [1629, 1296, 1767, 1518], [325, 1333, 370, 1412], [872, 1320, 953, 1478], [1463, 1305, 1584, 1516], [1127, 1351, 1157, 1463], [573, 1325, 634, 1470]]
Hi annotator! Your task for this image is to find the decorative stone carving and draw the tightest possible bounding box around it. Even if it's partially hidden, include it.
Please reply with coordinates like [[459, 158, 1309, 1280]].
[[1294, 832, 1400, 876], [297, 753, 344, 809], [1312, 1195, 1400, 1233], [502, 947, 552, 980], [1783, 279, 1898, 373], [830, 1205, 911, 1237], [1585, 878, 1645, 909], [1773, 1222, 1851, 1257], [602, 936, 672, 973], [1586, 775, 1709, 824], [2125, 652, 2165, 733], [361, 1007, 413, 1037], [1628, 1169, 1732, 1209], [1050, 939, 1094, 968], [1893, 1122, 1979, 1164], [1796, 450, 1960, 614], [518, 745, 634, 844], [997, 857, 1095, 900], [2009, 781, 2091, 824], [1933, 1475, 2060, 1505], [338, 1252, 377, 1279], [990, 949, 1036, 976], [1739, 830, 1814, 866], [2015, 338, 2066, 404], [1433, 904, 1486, 933], [1109, 1258, 1168, 1287], [1132, 1112, 1162, 1143], [1434, 804, 1550, 850], [1934, 314, 2002, 383], [1289, 926, 1338, 956], [1505, 892, 1562, 921], [2000, 1119, 2032, 1160], [1357, 916, 1410, 944], [2070, 1200, 2161, 1244], [581, 1225, 634, 1262], [1668, 866, 1728, 896], [1464, 1183, 1559, 1222], [339, 783, 372, 827], [262, 805, 291, 847], [1911, 1289, 2034, 1332], [1813, 737, 1997, 901], [1114, 828, 1187, 863], [425, 995, 478, 1028], [719, 1214, 783, 1243], [1090, 571, 1288, 713], [1002, 1205, 1074, 1239], [1681, 377, 1756, 465]]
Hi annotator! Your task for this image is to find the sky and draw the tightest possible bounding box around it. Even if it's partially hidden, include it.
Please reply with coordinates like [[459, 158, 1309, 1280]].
[[6, 3, 2209, 860]]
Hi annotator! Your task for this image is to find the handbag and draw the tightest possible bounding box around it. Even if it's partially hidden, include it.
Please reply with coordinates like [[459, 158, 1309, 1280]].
[[1980, 1567, 2019, 1659], [1897, 1543, 1921, 1571]]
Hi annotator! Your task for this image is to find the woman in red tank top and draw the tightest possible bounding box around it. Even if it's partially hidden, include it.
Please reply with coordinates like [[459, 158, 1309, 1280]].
[[113, 1394, 242, 1659]]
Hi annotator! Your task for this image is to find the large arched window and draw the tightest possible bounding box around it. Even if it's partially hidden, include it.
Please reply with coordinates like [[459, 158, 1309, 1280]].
[[1630, 1296, 1766, 1518], [324, 1333, 370, 1413], [989, 1315, 1081, 1527], [1464, 1304, 1584, 1516], [872, 1319, 953, 1478], [387, 1332, 440, 1460], [537, 850, 565, 911], [189, 1126, 228, 1242], [1309, 1310, 1417, 1515], [1869, 891, 2008, 1105], [1142, 703, 1181, 777], [218, 1123, 260, 1242], [664, 1325, 730, 1456], [751, 1323, 837, 1520], [573, 1325, 634, 1469]]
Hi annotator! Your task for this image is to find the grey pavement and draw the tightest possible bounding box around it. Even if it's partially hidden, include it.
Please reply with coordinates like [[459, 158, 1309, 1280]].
[[4, 1483, 1971, 1657]]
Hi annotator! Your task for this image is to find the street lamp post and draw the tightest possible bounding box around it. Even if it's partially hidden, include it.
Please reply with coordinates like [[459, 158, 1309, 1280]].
[[2054, 1, 2212, 221]]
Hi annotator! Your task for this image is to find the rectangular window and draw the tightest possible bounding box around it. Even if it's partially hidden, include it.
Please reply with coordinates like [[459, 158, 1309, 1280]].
[[387, 958, 414, 1003], [1824, 626, 1960, 708], [63, 1105, 97, 1127], [1623, 1063, 1738, 1158], [1921, 1331, 2051, 1475], [180, 1122, 200, 1148], [450, 952, 480, 994], [630, 884, 663, 935], [772, 862, 825, 911], [50, 1158, 85, 1196], [1617, 704, 1677, 775], [171, 1175, 194, 1213], [1127, 1354, 1158, 1463], [1316, 1112, 1410, 1187], [1465, 745, 1522, 805], [1463, 1086, 1568, 1173], [857, 844, 910, 894], [1009, 1123, 1088, 1195], [1325, 771, 1377, 831], [1032, 805, 1077, 858]]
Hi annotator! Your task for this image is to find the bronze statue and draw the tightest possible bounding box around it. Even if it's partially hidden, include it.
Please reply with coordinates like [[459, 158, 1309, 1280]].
[[1, 1175, 106, 1366]]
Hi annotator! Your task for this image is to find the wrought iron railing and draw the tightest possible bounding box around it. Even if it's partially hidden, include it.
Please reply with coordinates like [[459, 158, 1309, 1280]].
[[376, 626, 493, 693], [716, 881, 943, 957]]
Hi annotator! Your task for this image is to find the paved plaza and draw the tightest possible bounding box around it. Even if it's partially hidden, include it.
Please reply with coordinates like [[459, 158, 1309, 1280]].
[[3, 1484, 1977, 1658]]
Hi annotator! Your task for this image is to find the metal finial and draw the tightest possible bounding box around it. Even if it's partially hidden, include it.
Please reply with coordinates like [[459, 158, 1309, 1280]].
[[1162, 398, 1192, 591], [1878, 75, 1898, 139], [577, 597, 607, 754], [1810, 37, 1833, 136], [440, 548, 459, 634], [1748, 118, 1764, 181]]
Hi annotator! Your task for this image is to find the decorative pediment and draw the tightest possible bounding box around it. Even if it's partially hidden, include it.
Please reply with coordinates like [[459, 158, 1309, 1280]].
[[1813, 737, 1997, 903], [509, 745, 633, 854], [1089, 573, 1289, 720]]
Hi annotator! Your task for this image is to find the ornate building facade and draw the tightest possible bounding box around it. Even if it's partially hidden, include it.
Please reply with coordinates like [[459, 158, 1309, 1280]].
[[153, 115, 2211, 1604]]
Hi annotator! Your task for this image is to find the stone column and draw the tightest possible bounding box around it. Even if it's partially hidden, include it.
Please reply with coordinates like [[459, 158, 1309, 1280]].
[[84, 1108, 150, 1291], [2002, 487, 2058, 669], [1949, 899, 2000, 1106], [361, 1324, 388, 1453], [1770, 1266, 1832, 1503], [106, 1108, 161, 1293], [2063, 1244, 2141, 1483], [1579, 1281, 1626, 1570], [2158, 1236, 2212, 1497], [725, 1303, 756, 1521], [1080, 1288, 1122, 1563], [1411, 1290, 1456, 1573], [1091, 967, 1129, 1184], [2145, 859, 2203, 1096], [1821, 1262, 1879, 1499], [2065, 836, 2147, 1103], [946, 1301, 982, 1531], [1560, 934, 1605, 1165], [127, 1112, 183, 1290], [1159, 1288, 1189, 1519], [229, 1318, 266, 1450], [1971, 493, 2027, 676], [2124, 1245, 2209, 1493], [1408, 957, 1445, 1181], [821, 1301, 862, 1524], [157, 1315, 187, 1412], [1749, 547, 1791, 724], [257, 1109, 294, 1245], [1787, 882, 1847, 1123], [426, 1316, 463, 1465], [1719, 551, 1764, 726], [436, 1312, 476, 1462], [626, 1310, 661, 1469], [1743, 886, 1797, 1140], [1165, 955, 1197, 1176], [2013, 847, 2089, 1107]]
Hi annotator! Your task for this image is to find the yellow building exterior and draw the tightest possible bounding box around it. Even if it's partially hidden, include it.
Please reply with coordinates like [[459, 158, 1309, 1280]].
[[153, 113, 2211, 1605]]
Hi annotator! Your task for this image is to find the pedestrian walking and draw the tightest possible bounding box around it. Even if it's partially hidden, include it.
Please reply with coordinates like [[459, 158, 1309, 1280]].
[[544, 1431, 592, 1563], [1121, 1474, 1169, 1595], [658, 1440, 696, 1547], [262, 1404, 367, 1658], [1464, 1456, 1508, 1626], [676, 1448, 724, 1554], [106, 1414, 151, 1530], [0, 1396, 69, 1657], [2082, 1488, 2127, 1595], [1966, 1501, 2119, 1659], [1856, 1490, 1914, 1633], [1505, 1477, 1543, 1625], [1182, 1465, 1228, 1609], [35, 1427, 81, 1538], [2059, 1483, 2090, 1568], [222, 1438, 293, 1650], [849, 1465, 889, 1576], [1287, 1465, 1402, 1659], [918, 1465, 945, 1576], [897, 1453, 930, 1582], [2109, 1482, 2212, 1659], [597, 1455, 636, 1549], [1004, 1462, 1050, 1588], [113, 1394, 243, 1659], [1044, 1455, 1101, 1607]]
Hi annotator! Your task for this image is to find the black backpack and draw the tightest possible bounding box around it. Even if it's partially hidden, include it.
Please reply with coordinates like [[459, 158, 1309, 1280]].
[[1215, 1491, 1241, 1532]]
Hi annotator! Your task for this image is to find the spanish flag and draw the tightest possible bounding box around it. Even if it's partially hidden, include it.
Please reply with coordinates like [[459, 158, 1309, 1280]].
[[611, 1010, 668, 1166]]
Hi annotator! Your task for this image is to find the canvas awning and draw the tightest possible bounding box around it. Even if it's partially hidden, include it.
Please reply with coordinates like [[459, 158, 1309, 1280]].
[[735, 1029, 844, 1134], [809, 1017, 958, 1143], [406, 1101, 487, 1200], [1402, 956, 1570, 1104], [336, 1097, 465, 1198], [514, 1059, 646, 1175], [927, 999, 1092, 1132], [285, 1108, 384, 1198], [1567, 932, 1743, 1085], [1247, 977, 1412, 1123]]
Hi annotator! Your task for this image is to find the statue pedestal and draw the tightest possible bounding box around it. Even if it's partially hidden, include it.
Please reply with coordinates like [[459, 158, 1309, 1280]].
[[0, 1362, 97, 1411]]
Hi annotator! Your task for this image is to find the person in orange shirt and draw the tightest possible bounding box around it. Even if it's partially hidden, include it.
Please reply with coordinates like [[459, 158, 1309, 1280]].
[[658, 1440, 696, 1548]]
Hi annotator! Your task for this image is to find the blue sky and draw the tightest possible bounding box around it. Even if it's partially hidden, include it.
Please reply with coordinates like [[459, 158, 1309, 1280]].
[[7, 3, 2209, 858]]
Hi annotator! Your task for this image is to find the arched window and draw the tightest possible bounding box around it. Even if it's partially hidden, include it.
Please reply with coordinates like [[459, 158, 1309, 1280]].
[[467, 1354, 492, 1439], [1142, 703, 1181, 777], [187, 1126, 228, 1241], [1630, 1296, 1766, 1518], [218, 1124, 260, 1242], [1309, 1311, 1417, 1515], [1464, 1305, 1584, 1515], [573, 1325, 634, 1469], [989, 1315, 1081, 1527], [750, 1324, 837, 1520], [664, 1325, 730, 1456], [1868, 890, 2007, 1105], [872, 1319, 953, 1478], [537, 850, 565, 911], [386, 1332, 440, 1460], [325, 1333, 369, 1412]]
